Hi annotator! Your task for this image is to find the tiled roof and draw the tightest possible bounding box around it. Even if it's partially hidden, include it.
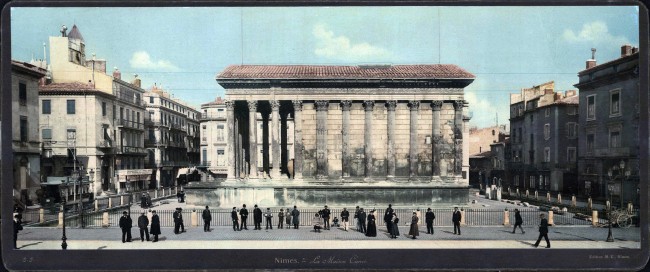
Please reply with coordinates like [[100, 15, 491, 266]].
[[40, 82, 98, 92], [11, 60, 47, 77], [217, 64, 475, 79], [578, 52, 638, 75], [558, 95, 579, 104], [67, 24, 84, 42]]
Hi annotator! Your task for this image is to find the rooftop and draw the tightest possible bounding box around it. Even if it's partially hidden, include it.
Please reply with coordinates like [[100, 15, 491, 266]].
[[217, 64, 475, 79], [40, 82, 99, 92]]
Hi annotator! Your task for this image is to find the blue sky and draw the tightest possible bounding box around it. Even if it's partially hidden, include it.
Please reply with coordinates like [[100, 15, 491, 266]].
[[11, 6, 639, 128]]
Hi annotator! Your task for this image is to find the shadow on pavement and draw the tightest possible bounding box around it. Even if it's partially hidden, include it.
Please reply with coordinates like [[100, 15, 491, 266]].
[[97, 246, 106, 250], [19, 241, 42, 248]]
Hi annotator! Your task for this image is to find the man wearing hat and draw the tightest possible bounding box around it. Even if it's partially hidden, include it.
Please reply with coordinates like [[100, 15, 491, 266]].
[[150, 210, 161, 242], [239, 204, 249, 230], [119, 211, 133, 243], [264, 208, 273, 230], [321, 205, 331, 230], [425, 208, 436, 235], [203, 206, 212, 232], [138, 211, 150, 242], [174, 208, 185, 234], [253, 205, 262, 230], [231, 207, 240, 231]]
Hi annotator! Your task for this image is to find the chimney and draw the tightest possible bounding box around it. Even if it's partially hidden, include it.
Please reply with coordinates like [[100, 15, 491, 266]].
[[586, 48, 597, 69], [132, 74, 141, 88], [565, 90, 577, 97], [544, 88, 554, 95], [621, 44, 632, 57], [554, 93, 562, 101], [112, 67, 121, 80], [632, 47, 638, 54]]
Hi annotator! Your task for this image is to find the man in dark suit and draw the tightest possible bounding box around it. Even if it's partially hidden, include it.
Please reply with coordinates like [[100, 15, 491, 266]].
[[452, 207, 462, 235], [291, 206, 300, 229], [137, 212, 150, 241], [253, 204, 262, 230], [231, 207, 240, 231], [340, 207, 350, 231], [358, 208, 367, 233], [425, 208, 436, 234], [534, 213, 551, 248], [119, 211, 133, 243], [321, 205, 331, 230], [354, 206, 360, 231], [384, 204, 394, 234], [13, 214, 23, 249], [202, 206, 212, 232], [240, 204, 249, 230]]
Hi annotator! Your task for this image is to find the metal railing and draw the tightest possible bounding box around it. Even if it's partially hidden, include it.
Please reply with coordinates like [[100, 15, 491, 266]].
[[116, 119, 143, 130]]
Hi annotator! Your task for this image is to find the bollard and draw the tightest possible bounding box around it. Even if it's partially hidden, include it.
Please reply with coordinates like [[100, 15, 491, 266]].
[[546, 192, 551, 202], [108, 197, 113, 208], [534, 190, 538, 200], [587, 197, 593, 210], [175, 186, 179, 195], [155, 189, 158, 199], [460, 209, 466, 226], [58, 211, 64, 228], [592, 210, 598, 226], [571, 195, 577, 207], [627, 202, 633, 213], [503, 210, 510, 226], [103, 212, 110, 227], [39, 208, 45, 223], [557, 193, 562, 204], [95, 199, 99, 211], [548, 211, 554, 226], [191, 211, 199, 227], [120, 195, 124, 206], [526, 189, 529, 198]]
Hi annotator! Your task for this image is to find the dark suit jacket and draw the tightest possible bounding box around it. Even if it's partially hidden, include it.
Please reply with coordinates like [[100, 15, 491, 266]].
[[452, 211, 462, 223], [240, 208, 249, 218], [203, 209, 212, 221], [539, 218, 549, 234], [425, 211, 436, 223]]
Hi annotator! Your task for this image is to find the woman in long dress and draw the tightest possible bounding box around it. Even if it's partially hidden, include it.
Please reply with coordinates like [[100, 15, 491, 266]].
[[408, 212, 419, 239], [365, 210, 377, 237], [389, 212, 400, 239]]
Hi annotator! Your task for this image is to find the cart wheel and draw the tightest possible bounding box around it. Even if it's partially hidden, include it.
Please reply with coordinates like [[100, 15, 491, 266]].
[[618, 214, 632, 228]]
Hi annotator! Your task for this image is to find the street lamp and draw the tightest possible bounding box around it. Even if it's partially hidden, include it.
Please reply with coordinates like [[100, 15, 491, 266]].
[[60, 182, 67, 250], [606, 173, 614, 243]]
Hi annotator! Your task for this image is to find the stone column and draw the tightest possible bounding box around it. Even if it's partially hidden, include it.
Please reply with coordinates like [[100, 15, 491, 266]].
[[248, 100, 258, 178], [262, 112, 270, 176], [341, 100, 352, 178], [225, 100, 236, 179], [408, 101, 420, 179], [235, 117, 241, 179], [292, 100, 303, 180], [271, 100, 281, 179], [316, 100, 329, 179], [363, 100, 374, 180], [386, 100, 397, 180], [431, 101, 443, 179], [453, 100, 464, 176]]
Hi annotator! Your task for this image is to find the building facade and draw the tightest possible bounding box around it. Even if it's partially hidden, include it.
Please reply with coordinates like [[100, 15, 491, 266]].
[[188, 64, 474, 207], [575, 45, 640, 206], [40, 25, 150, 196], [468, 125, 507, 156], [508, 81, 579, 195], [12, 60, 47, 206], [143, 85, 201, 188]]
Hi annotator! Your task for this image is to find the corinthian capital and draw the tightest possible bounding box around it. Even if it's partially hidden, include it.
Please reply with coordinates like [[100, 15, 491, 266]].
[[316, 100, 329, 111], [386, 100, 397, 111], [340, 100, 352, 111], [292, 100, 302, 111], [453, 100, 464, 111], [408, 101, 420, 111], [431, 100, 443, 111], [363, 100, 375, 111], [225, 100, 234, 110], [247, 100, 258, 112], [270, 100, 280, 111]]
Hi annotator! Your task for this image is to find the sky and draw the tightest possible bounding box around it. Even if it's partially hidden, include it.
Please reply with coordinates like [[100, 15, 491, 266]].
[[10, 6, 640, 129]]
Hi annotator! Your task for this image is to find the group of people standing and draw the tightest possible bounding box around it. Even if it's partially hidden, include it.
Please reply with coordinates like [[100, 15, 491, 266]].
[[224, 204, 303, 232], [118, 210, 161, 243]]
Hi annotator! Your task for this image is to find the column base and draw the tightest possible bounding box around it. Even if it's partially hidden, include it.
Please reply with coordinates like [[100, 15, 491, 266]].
[[386, 175, 395, 182], [363, 177, 373, 182]]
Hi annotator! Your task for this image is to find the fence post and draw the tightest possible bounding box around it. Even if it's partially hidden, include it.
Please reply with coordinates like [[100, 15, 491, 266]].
[[39, 208, 45, 223], [191, 211, 198, 227], [460, 209, 466, 226], [58, 211, 64, 228], [503, 209, 510, 226], [103, 212, 109, 227], [571, 195, 577, 207], [591, 210, 598, 226], [547, 211, 554, 226], [587, 197, 593, 210], [557, 193, 562, 204]]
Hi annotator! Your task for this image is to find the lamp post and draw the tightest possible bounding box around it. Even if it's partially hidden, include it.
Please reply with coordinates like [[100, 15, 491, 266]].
[[60, 182, 67, 250], [606, 174, 614, 243]]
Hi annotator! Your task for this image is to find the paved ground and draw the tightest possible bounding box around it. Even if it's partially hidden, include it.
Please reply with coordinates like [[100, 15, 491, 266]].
[[15, 224, 640, 250]]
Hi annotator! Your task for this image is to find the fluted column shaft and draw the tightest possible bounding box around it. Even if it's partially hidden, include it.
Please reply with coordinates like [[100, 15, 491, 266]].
[[270, 101, 281, 178], [316, 100, 329, 179], [248, 100, 258, 178], [363, 101, 374, 179], [226, 100, 236, 179], [453, 100, 464, 176], [409, 101, 420, 179], [431, 101, 443, 178], [292, 100, 303, 179], [386, 100, 397, 179], [341, 100, 352, 178]]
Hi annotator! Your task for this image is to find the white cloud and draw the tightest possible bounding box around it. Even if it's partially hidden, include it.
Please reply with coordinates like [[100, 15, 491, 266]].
[[313, 23, 391, 61], [129, 51, 179, 71], [465, 91, 509, 129], [562, 21, 629, 45]]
